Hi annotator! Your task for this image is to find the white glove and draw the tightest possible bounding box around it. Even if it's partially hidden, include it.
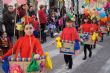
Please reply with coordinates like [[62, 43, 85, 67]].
[[34, 54, 40, 59]]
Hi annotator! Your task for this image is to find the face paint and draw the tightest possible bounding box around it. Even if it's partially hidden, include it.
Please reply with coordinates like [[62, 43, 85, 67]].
[[24, 24, 34, 36]]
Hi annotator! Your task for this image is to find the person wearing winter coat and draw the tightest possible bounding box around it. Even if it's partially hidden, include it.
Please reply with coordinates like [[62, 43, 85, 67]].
[[3, 5, 16, 44]]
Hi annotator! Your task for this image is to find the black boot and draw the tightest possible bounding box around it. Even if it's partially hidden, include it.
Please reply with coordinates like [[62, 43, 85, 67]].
[[83, 57, 87, 60], [89, 54, 92, 58]]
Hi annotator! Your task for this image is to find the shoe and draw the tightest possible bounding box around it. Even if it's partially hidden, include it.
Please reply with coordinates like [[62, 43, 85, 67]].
[[63, 64, 68, 69], [89, 54, 92, 58], [65, 65, 68, 69], [66, 69, 71, 73], [83, 57, 87, 60]]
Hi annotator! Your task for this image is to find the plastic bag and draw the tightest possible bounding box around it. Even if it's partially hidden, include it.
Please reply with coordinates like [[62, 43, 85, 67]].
[[27, 54, 40, 72], [92, 32, 98, 41], [2, 57, 9, 73], [56, 37, 62, 48], [45, 52, 53, 70]]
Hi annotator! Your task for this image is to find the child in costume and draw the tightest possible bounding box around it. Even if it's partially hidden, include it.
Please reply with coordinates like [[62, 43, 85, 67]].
[[79, 17, 92, 60], [98, 20, 107, 42], [0, 32, 12, 55], [1, 23, 44, 59], [90, 17, 99, 49], [60, 13, 80, 72]]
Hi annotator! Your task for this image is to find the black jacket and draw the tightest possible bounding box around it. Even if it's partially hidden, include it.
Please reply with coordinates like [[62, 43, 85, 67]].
[[3, 11, 15, 36]]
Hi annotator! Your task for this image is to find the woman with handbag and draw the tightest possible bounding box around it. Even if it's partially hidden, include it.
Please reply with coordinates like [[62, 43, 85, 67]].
[[60, 13, 80, 73]]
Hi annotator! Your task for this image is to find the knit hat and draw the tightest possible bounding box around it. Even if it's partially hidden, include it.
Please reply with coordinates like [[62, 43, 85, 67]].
[[66, 13, 75, 22]]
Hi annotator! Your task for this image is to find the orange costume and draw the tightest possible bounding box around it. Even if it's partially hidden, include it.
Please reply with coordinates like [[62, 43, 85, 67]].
[[2, 35, 44, 59]]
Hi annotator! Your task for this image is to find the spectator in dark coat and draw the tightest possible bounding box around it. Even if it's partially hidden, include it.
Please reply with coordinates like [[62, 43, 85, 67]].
[[3, 5, 15, 44], [29, 6, 36, 17], [2, 4, 8, 14]]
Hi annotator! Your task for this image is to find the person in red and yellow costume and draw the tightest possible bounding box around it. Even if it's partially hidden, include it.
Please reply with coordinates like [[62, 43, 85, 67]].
[[90, 17, 100, 49], [98, 20, 107, 42], [60, 13, 80, 72], [79, 17, 92, 60], [1, 23, 44, 59]]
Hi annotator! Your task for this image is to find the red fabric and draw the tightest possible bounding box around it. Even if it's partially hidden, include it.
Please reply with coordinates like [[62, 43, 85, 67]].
[[17, 7, 26, 19], [100, 21, 107, 26], [79, 23, 91, 33], [90, 24, 99, 32], [2, 35, 44, 59], [38, 9, 47, 24], [60, 27, 80, 41], [33, 20, 39, 30]]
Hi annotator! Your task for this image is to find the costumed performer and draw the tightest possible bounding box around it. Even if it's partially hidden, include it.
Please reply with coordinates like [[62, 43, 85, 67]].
[[60, 13, 80, 73], [1, 23, 44, 59], [79, 17, 92, 60]]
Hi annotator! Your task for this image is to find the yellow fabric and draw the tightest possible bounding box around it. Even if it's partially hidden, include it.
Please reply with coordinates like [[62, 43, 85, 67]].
[[45, 52, 53, 70], [92, 32, 98, 41], [16, 24, 23, 31], [56, 37, 62, 48], [85, 0, 90, 4]]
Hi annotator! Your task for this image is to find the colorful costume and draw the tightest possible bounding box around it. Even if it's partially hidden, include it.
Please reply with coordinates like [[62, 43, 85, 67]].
[[79, 22, 92, 60], [2, 35, 43, 59], [59, 13, 80, 70], [90, 24, 99, 33], [61, 27, 80, 41]]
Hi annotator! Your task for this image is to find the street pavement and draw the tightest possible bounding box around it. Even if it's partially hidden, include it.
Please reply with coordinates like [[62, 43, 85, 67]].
[[0, 35, 110, 73], [47, 35, 110, 73]]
